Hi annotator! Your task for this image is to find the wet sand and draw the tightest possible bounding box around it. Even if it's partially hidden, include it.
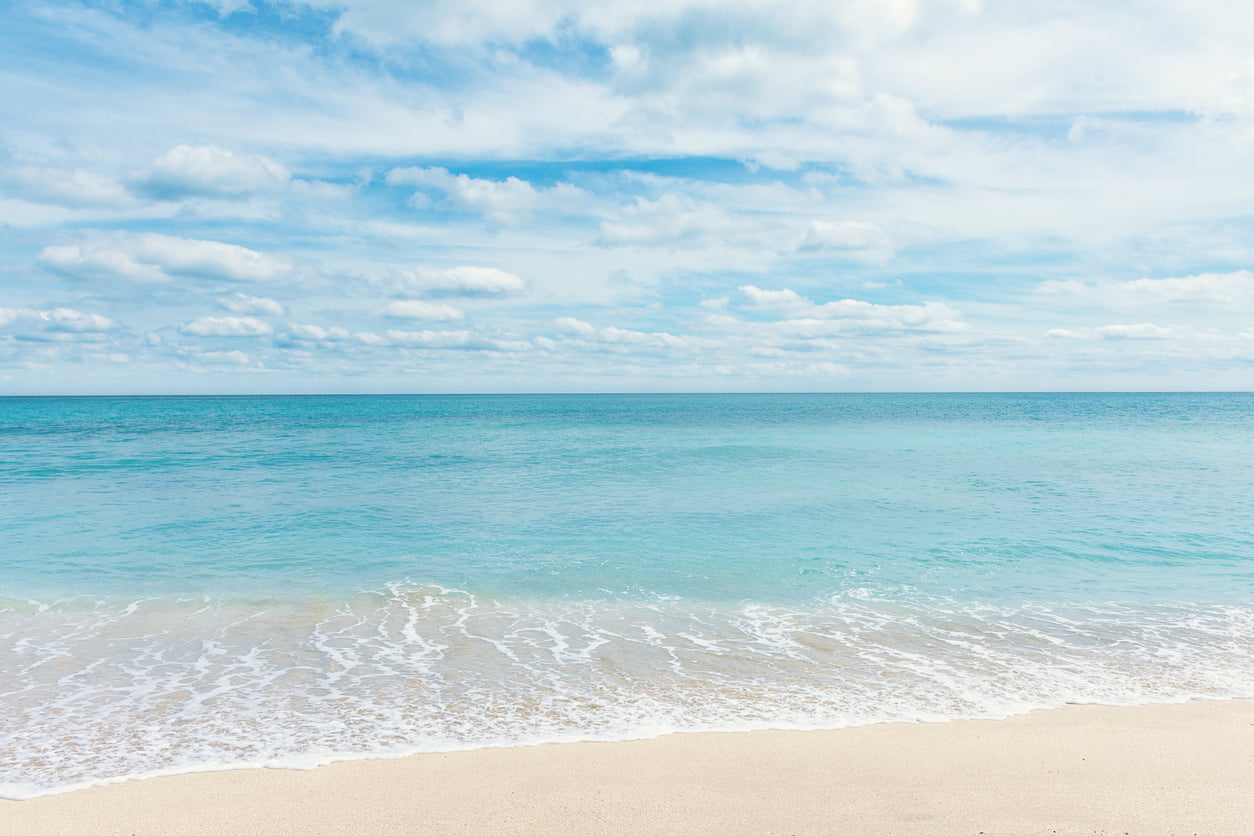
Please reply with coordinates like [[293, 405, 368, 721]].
[[5, 699, 1253, 835]]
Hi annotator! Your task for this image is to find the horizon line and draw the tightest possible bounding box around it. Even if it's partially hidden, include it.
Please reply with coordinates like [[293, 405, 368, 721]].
[[3, 389, 1252, 398]]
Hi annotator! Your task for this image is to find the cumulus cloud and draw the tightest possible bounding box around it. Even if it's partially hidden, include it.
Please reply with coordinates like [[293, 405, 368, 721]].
[[131, 145, 291, 200], [395, 266, 528, 298], [797, 220, 892, 253], [598, 194, 746, 247], [386, 166, 591, 224], [219, 293, 286, 316], [554, 316, 597, 336], [1038, 271, 1254, 306], [11, 0, 1254, 390], [3, 166, 132, 209], [43, 308, 115, 333], [0, 306, 116, 340], [597, 326, 711, 350], [39, 234, 291, 283], [39, 243, 166, 283], [181, 316, 274, 337], [287, 323, 350, 342], [354, 328, 530, 351], [738, 285, 966, 332], [740, 286, 809, 310], [550, 317, 714, 351], [383, 300, 466, 321]]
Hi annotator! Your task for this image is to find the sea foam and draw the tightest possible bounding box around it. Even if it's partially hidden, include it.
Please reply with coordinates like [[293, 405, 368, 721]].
[[3, 583, 1252, 798]]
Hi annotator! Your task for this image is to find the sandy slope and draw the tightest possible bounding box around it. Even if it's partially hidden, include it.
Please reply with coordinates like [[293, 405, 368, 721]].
[[5, 700, 1253, 835]]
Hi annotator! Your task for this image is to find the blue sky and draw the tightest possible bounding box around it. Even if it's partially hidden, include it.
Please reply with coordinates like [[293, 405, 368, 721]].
[[3, 0, 1254, 393]]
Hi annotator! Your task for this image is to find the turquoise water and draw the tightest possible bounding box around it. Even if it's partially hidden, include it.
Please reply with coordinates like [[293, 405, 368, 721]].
[[2, 393, 1253, 797]]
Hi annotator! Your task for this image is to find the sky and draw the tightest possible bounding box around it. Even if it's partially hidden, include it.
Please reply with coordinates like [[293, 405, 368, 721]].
[[2, 0, 1254, 394]]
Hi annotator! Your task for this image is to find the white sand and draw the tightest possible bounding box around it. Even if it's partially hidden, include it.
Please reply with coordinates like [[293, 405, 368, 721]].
[[5, 699, 1253, 835]]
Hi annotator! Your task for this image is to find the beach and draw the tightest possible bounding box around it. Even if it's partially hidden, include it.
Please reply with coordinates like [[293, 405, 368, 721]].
[[4, 395, 1254, 805], [5, 699, 1252, 835], [7, 0, 1254, 825]]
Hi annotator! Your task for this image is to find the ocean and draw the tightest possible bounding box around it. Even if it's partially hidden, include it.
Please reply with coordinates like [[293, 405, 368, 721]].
[[2, 392, 1252, 798]]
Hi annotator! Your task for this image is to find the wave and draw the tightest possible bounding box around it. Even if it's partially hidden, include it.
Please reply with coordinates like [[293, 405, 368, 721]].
[[3, 582, 1253, 799]]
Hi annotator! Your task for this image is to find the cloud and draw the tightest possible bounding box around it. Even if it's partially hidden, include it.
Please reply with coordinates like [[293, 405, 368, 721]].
[[597, 326, 711, 350], [597, 194, 746, 247], [2, 166, 132, 209], [191, 349, 253, 366], [8, 1, 1254, 391], [383, 300, 466, 321], [0, 306, 116, 340], [1039, 271, 1254, 306], [550, 317, 714, 351], [38, 243, 167, 283], [218, 293, 286, 316], [354, 328, 530, 351], [286, 323, 351, 342], [42, 307, 115, 333], [738, 285, 966, 332], [740, 286, 810, 311], [395, 266, 528, 298], [386, 166, 592, 224], [797, 220, 892, 253], [554, 316, 597, 336], [39, 234, 291, 283], [131, 145, 290, 200], [181, 316, 274, 337], [1097, 323, 1174, 340]]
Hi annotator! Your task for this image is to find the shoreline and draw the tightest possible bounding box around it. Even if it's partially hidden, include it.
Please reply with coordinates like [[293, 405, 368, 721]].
[[6, 699, 1253, 834]]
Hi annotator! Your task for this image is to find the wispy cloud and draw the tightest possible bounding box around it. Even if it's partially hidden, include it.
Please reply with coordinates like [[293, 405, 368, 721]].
[[2, 0, 1254, 391]]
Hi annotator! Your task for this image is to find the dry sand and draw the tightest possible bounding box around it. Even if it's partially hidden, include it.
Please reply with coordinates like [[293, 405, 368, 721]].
[[4, 699, 1253, 835]]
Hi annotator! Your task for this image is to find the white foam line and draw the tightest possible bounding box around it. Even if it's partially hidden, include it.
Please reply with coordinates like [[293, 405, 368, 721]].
[[6, 693, 1252, 802]]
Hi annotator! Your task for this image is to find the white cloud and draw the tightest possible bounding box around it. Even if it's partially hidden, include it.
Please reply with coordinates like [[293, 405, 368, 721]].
[[3, 166, 132, 209], [287, 323, 350, 342], [42, 307, 116, 333], [396, 266, 528, 298], [39, 243, 167, 283], [0, 306, 116, 340], [132, 145, 290, 200], [549, 317, 715, 351], [354, 328, 531, 351], [554, 316, 596, 336], [1097, 323, 1174, 340], [192, 349, 253, 366], [741, 286, 810, 311], [598, 194, 746, 247], [738, 285, 966, 332], [797, 220, 891, 253], [383, 300, 466, 321], [10, 1, 1254, 391], [1039, 271, 1254, 306], [181, 316, 274, 337], [597, 326, 711, 350], [218, 293, 286, 316], [386, 166, 592, 224], [39, 233, 291, 283]]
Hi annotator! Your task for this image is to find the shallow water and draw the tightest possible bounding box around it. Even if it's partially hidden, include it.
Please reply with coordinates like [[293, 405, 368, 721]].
[[2, 393, 1252, 797]]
